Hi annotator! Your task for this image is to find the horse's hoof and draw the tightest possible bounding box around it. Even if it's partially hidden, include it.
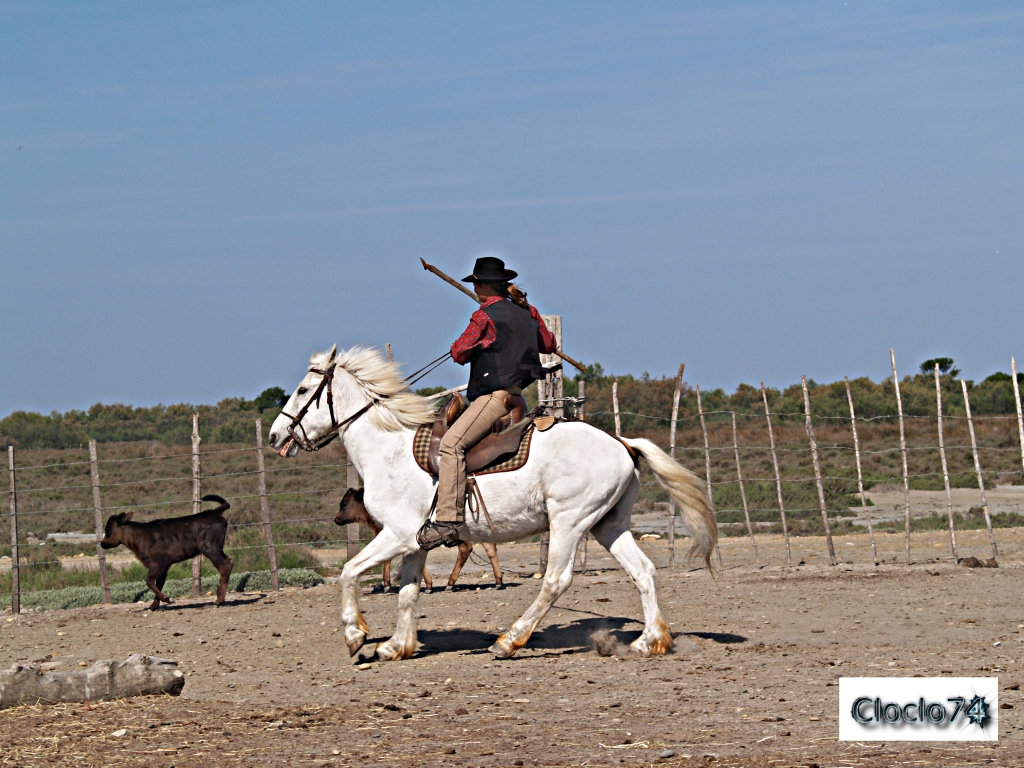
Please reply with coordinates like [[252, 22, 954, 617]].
[[165, 598, 174, 604], [345, 628, 367, 657], [494, 582, 505, 590], [488, 642, 514, 659], [376, 638, 416, 661]]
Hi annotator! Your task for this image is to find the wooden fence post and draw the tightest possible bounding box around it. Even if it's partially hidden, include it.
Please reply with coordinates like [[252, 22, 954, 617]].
[[668, 363, 684, 567], [731, 412, 758, 563], [761, 382, 792, 567], [802, 376, 837, 565], [191, 413, 202, 597], [1013, 357, 1024, 477], [934, 364, 958, 561], [537, 316, 563, 573], [386, 343, 394, 363], [890, 350, 912, 564], [611, 379, 621, 437], [347, 461, 361, 561], [88, 440, 112, 605], [961, 380, 998, 558], [695, 385, 722, 567], [254, 419, 279, 591], [576, 379, 587, 571], [7, 447, 19, 615], [845, 377, 879, 565]]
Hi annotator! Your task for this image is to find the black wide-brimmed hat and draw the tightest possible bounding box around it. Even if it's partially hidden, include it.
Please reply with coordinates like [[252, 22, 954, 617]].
[[462, 256, 518, 283]]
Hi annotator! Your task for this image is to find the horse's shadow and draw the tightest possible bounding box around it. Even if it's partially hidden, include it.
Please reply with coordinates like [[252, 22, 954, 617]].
[[392, 616, 748, 657], [682, 631, 746, 644]]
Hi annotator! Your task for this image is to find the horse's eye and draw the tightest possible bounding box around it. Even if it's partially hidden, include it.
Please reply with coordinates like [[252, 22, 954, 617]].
[[298, 388, 308, 395]]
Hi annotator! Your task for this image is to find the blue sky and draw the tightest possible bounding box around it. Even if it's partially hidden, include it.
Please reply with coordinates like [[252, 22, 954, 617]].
[[2, 2, 1022, 414]]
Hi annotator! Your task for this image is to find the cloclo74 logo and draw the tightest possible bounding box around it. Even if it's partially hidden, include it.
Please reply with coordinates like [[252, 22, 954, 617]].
[[839, 678, 998, 741]]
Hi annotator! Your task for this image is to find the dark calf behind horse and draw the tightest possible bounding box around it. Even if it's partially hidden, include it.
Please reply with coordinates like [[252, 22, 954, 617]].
[[101, 494, 234, 611], [336, 488, 502, 590]]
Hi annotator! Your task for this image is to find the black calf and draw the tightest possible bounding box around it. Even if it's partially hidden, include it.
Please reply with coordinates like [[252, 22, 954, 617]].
[[101, 494, 234, 611]]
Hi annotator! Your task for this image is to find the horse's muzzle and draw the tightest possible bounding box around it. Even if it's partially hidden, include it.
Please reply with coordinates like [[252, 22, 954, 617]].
[[278, 437, 298, 458]]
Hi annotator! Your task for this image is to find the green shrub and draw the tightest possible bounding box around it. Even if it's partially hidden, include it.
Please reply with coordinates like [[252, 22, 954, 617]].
[[0, 568, 324, 612]]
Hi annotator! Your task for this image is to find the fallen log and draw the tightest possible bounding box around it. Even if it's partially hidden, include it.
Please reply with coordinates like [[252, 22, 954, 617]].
[[0, 654, 185, 709]]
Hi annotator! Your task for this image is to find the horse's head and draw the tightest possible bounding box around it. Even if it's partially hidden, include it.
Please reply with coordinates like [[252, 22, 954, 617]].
[[268, 344, 341, 457], [268, 344, 437, 458]]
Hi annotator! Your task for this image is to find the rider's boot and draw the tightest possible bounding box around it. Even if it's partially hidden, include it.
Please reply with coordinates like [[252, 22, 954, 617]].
[[416, 521, 464, 551]]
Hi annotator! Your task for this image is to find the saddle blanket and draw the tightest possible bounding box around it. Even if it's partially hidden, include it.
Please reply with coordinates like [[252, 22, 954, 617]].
[[413, 422, 535, 476]]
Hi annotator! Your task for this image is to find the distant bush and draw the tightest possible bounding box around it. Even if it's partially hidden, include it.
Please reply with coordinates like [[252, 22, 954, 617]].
[[1, 394, 286, 449]]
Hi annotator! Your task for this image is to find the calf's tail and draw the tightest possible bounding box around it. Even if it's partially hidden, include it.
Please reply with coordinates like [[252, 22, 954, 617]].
[[201, 494, 231, 515], [618, 437, 717, 571]]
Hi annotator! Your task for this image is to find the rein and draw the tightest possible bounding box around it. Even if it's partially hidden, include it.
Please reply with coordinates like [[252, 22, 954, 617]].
[[280, 350, 453, 453]]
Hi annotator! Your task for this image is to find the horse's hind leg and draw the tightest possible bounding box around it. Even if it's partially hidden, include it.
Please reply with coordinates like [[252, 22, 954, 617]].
[[376, 548, 427, 662], [447, 542, 472, 589], [590, 481, 673, 656], [489, 523, 582, 659], [482, 542, 503, 587]]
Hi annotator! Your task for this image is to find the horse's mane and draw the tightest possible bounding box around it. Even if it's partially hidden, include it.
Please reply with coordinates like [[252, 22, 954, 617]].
[[310, 346, 437, 432]]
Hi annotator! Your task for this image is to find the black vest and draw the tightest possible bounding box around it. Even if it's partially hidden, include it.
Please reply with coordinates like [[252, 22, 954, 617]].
[[467, 300, 545, 401]]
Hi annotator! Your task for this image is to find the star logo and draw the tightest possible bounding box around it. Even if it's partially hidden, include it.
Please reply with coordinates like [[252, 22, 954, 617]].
[[964, 695, 991, 727]]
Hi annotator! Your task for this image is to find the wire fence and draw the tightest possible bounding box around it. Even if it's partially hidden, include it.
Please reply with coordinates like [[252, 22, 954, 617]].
[[5, 351, 1024, 612]]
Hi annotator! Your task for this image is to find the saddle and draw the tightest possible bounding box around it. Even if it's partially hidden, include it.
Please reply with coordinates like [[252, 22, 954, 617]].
[[424, 393, 535, 476]]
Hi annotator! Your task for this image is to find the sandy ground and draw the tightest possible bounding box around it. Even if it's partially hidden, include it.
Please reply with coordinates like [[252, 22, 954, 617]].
[[3, 528, 1024, 766]]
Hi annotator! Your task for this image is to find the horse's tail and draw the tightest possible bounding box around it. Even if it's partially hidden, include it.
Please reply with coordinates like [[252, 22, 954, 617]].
[[618, 437, 717, 571]]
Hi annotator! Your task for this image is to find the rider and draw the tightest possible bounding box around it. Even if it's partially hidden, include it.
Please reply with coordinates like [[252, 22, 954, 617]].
[[416, 256, 558, 551]]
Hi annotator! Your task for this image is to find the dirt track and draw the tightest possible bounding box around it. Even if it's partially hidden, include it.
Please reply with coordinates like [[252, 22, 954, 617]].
[[2, 531, 1023, 766]]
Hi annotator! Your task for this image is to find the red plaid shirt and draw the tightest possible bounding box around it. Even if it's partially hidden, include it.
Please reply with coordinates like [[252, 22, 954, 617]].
[[450, 296, 558, 364]]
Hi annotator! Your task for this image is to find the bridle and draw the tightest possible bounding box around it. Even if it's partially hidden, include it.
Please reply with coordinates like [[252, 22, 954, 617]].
[[279, 365, 377, 452], [279, 350, 451, 454]]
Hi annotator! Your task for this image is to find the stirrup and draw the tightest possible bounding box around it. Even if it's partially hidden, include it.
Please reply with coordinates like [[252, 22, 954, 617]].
[[416, 521, 463, 551]]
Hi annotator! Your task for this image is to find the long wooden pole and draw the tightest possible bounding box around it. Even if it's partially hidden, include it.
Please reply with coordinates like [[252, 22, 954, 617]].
[[934, 365, 958, 561], [890, 350, 912, 564], [802, 376, 837, 565], [8, 447, 19, 615], [845, 377, 878, 565], [962, 380, 998, 558], [731, 411, 758, 562], [1013, 357, 1024, 477], [255, 419, 279, 591], [191, 413, 202, 597], [695, 386, 722, 567], [88, 440, 112, 605], [577, 380, 586, 422], [420, 258, 585, 372], [668, 363, 684, 567], [385, 343, 394, 363], [761, 382, 791, 567]]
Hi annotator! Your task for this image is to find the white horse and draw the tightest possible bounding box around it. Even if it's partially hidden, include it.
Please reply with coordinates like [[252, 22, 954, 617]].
[[269, 345, 716, 661]]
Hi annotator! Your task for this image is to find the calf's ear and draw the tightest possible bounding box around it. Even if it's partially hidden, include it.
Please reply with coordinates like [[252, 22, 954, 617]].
[[123, 510, 134, 521]]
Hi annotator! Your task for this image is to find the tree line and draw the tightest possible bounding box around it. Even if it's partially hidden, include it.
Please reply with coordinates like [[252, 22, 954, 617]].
[[3, 360, 1022, 450]]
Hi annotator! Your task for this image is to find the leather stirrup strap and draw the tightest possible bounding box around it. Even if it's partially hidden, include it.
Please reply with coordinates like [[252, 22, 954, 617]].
[[465, 477, 495, 533]]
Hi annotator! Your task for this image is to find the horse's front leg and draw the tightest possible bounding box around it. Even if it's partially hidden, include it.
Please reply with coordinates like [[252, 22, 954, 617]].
[[376, 548, 427, 662], [340, 529, 406, 656]]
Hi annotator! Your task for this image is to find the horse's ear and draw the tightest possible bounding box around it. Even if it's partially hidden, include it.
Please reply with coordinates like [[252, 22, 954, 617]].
[[123, 510, 134, 522], [326, 344, 338, 367]]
